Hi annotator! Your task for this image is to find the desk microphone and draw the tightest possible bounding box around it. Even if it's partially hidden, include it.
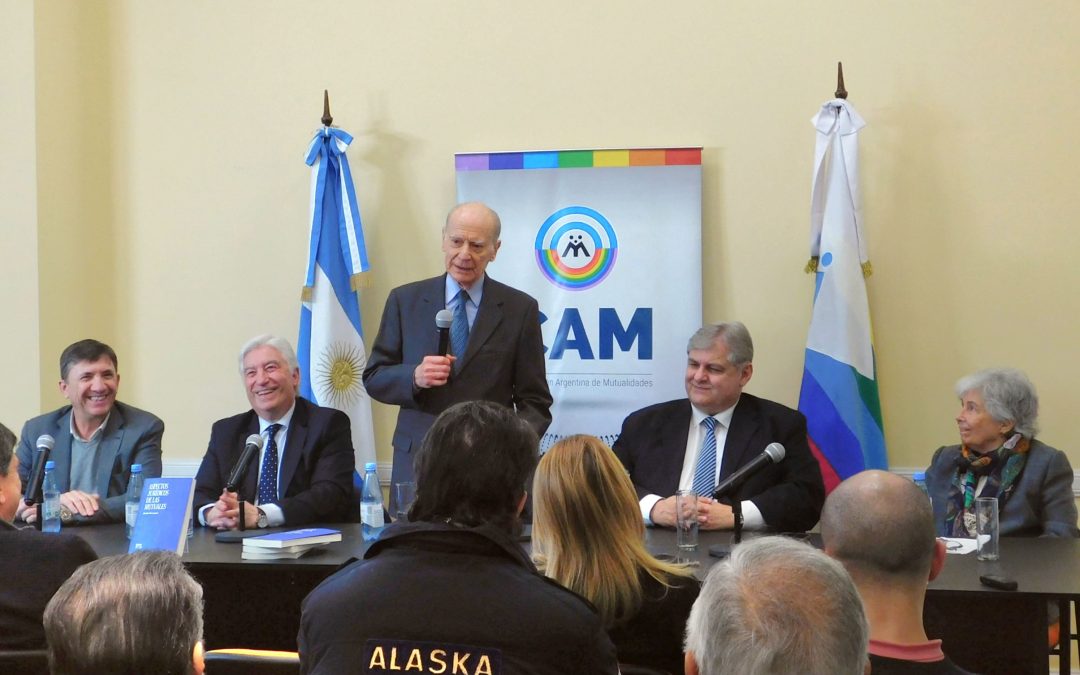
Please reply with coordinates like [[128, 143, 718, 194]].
[[225, 434, 264, 492], [712, 442, 785, 500], [23, 435, 55, 506], [435, 309, 453, 356]]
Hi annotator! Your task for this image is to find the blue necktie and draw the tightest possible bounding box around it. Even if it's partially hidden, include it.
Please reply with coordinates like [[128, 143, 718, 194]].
[[450, 289, 471, 360], [691, 417, 718, 497], [257, 423, 282, 505]]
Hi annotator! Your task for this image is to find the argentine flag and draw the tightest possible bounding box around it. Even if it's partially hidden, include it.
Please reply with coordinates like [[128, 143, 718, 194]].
[[798, 99, 887, 491], [298, 126, 376, 474]]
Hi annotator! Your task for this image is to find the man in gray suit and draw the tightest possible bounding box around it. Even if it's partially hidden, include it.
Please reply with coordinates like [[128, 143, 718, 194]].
[[364, 202, 552, 495], [16, 339, 163, 525]]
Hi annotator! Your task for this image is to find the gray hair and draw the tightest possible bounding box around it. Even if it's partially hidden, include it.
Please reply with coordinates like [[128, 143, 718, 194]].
[[955, 368, 1039, 438], [821, 470, 936, 582], [687, 322, 754, 366], [444, 201, 502, 240], [0, 423, 15, 476], [238, 334, 299, 374], [685, 536, 868, 675], [44, 551, 204, 675]]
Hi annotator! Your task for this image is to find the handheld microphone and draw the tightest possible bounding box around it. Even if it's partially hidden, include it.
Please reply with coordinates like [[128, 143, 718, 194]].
[[435, 309, 454, 357], [712, 442, 785, 500], [23, 435, 56, 506], [225, 434, 265, 492]]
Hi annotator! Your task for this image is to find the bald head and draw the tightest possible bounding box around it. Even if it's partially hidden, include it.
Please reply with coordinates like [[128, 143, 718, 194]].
[[444, 201, 501, 240], [821, 470, 936, 582]]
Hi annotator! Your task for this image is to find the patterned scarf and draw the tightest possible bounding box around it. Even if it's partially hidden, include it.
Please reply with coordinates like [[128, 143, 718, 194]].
[[945, 433, 1030, 537]]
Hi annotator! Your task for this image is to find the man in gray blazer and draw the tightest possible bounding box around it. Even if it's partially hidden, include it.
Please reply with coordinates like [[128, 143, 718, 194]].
[[364, 202, 552, 497], [16, 339, 163, 525]]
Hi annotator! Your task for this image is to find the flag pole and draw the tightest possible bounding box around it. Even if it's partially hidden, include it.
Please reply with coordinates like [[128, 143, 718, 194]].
[[835, 62, 847, 99], [322, 90, 333, 127]]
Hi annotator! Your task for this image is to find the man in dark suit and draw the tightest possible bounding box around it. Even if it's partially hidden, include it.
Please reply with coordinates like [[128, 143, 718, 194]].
[[0, 422, 98, 650], [613, 322, 824, 533], [15, 339, 163, 525], [363, 202, 552, 493], [194, 335, 354, 529]]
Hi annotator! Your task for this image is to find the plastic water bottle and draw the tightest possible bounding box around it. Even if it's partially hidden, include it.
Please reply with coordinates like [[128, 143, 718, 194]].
[[360, 462, 385, 540], [41, 460, 62, 533], [913, 471, 929, 496], [125, 463, 144, 539]]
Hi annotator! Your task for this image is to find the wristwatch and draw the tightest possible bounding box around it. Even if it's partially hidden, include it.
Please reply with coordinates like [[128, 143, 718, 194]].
[[256, 507, 269, 529]]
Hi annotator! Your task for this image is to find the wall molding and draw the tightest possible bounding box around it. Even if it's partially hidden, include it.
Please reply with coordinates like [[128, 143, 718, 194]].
[[163, 460, 395, 485], [890, 467, 1080, 498], [163, 462, 1080, 497]]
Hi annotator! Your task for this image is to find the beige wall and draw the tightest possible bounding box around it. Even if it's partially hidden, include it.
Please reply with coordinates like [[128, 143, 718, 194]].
[[3, 1, 1079, 478], [0, 0, 41, 429]]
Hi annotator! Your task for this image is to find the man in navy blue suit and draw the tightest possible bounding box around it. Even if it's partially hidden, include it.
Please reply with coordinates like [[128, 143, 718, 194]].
[[194, 335, 354, 529], [363, 202, 552, 494], [613, 322, 824, 533]]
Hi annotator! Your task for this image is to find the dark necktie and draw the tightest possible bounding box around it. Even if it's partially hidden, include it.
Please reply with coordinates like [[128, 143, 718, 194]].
[[451, 289, 471, 360], [257, 423, 282, 505], [691, 416, 718, 497]]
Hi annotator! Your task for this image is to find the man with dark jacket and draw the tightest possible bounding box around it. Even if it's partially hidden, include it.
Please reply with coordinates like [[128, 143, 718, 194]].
[[299, 401, 618, 675]]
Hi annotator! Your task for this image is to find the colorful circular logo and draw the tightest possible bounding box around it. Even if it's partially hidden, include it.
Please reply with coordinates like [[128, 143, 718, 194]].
[[534, 206, 618, 291]]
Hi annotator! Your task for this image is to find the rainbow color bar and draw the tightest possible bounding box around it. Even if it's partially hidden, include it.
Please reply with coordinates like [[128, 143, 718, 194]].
[[455, 148, 701, 171]]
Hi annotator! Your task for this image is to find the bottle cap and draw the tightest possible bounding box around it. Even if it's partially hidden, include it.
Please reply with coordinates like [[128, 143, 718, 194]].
[[364, 462, 377, 472], [131, 464, 142, 473], [45, 460, 56, 470]]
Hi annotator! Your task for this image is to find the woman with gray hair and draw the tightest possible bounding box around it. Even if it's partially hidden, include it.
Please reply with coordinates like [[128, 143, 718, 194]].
[[925, 368, 1078, 538]]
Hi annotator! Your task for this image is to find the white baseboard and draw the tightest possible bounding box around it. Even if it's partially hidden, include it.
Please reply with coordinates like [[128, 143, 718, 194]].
[[889, 467, 1080, 498], [162, 460, 395, 485]]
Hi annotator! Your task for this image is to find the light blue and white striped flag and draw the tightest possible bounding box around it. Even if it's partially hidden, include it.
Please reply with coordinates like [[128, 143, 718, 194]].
[[298, 126, 376, 475]]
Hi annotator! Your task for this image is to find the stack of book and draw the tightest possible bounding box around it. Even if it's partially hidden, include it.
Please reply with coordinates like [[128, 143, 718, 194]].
[[241, 528, 342, 560]]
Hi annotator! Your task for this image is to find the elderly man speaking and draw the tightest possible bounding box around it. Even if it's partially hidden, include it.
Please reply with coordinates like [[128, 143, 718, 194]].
[[363, 202, 552, 499]]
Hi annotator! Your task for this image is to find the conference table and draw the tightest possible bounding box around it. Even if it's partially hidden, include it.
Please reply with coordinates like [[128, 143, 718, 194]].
[[75, 524, 1079, 675]]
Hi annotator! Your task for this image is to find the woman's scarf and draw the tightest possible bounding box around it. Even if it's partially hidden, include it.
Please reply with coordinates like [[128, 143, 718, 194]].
[[945, 434, 1030, 537]]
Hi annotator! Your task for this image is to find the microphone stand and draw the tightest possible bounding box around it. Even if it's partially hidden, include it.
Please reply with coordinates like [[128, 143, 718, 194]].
[[730, 488, 744, 544]]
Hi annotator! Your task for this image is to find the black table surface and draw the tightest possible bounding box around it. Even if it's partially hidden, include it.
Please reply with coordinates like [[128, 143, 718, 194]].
[[75, 522, 1080, 599], [71, 523, 1079, 673]]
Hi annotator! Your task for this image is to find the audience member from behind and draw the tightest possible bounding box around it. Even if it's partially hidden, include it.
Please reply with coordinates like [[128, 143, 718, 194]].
[[822, 470, 973, 674], [44, 550, 204, 675], [0, 422, 97, 650], [925, 368, 1078, 538], [532, 434, 699, 674], [299, 401, 619, 675], [684, 536, 869, 675], [16, 339, 164, 524]]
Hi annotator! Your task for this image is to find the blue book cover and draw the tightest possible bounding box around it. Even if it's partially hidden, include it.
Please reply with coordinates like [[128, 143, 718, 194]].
[[243, 527, 341, 548], [128, 478, 195, 554]]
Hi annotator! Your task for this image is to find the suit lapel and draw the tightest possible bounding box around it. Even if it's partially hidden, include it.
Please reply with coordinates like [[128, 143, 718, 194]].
[[94, 406, 126, 495], [662, 401, 693, 487], [242, 414, 262, 500], [458, 277, 504, 372], [720, 395, 759, 479], [52, 412, 74, 492], [279, 399, 309, 498], [418, 275, 447, 355]]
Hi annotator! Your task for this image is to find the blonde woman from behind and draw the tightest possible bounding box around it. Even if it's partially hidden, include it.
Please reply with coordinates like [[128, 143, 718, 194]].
[[533, 435, 700, 675]]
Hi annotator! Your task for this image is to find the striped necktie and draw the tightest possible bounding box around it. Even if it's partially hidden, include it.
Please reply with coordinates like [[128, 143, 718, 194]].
[[691, 416, 718, 497], [450, 289, 471, 361]]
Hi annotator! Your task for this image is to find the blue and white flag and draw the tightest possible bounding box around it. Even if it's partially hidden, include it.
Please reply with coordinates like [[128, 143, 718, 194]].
[[298, 126, 376, 473], [798, 99, 887, 490]]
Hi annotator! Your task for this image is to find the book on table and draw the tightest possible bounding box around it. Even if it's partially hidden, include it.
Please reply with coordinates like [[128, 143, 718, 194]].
[[129, 478, 195, 555], [241, 527, 342, 549]]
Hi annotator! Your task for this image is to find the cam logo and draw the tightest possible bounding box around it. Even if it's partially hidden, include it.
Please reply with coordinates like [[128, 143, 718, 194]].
[[534, 205, 618, 291]]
